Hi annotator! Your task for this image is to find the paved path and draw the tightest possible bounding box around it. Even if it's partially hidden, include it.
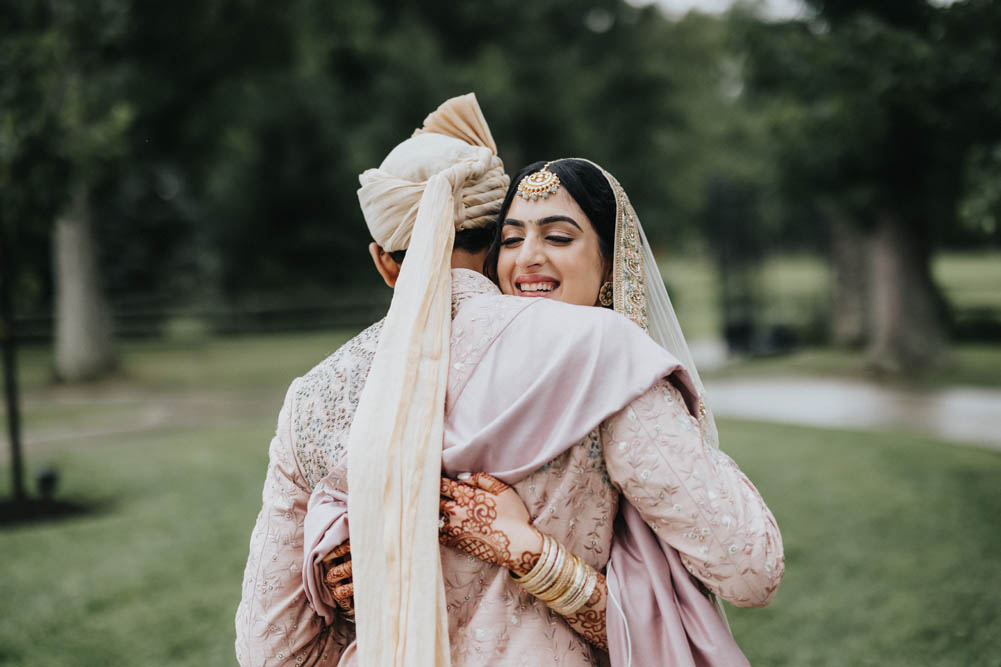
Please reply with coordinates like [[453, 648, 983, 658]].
[[705, 377, 1001, 450]]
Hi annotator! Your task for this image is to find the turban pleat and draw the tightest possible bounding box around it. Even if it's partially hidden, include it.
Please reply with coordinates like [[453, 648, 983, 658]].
[[359, 94, 509, 252]]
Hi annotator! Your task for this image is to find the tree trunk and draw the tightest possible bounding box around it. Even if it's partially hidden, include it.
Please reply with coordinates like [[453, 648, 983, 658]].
[[0, 224, 26, 502], [53, 186, 118, 381], [866, 211, 947, 373], [828, 217, 871, 347]]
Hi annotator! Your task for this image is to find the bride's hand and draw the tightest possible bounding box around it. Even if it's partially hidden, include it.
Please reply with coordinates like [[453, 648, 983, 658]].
[[321, 540, 355, 617], [439, 473, 543, 576]]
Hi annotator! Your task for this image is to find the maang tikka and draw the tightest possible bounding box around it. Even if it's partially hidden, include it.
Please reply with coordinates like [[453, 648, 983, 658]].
[[516, 161, 561, 201]]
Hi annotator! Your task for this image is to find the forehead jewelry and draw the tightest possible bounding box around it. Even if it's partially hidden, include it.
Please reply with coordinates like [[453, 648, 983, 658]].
[[516, 161, 561, 201]]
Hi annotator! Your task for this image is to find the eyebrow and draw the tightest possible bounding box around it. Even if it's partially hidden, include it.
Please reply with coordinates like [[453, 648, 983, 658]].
[[502, 215, 581, 230]]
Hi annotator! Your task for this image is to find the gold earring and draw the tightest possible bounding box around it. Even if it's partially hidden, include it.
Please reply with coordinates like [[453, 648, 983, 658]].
[[598, 281, 613, 307]]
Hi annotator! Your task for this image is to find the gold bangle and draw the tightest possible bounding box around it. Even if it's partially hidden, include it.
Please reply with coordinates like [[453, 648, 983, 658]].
[[512, 533, 552, 586], [538, 552, 578, 603], [549, 557, 589, 611], [516, 532, 556, 584], [556, 562, 589, 610], [554, 565, 598, 615], [515, 536, 599, 615], [517, 534, 559, 595], [525, 539, 566, 597], [579, 568, 600, 608]]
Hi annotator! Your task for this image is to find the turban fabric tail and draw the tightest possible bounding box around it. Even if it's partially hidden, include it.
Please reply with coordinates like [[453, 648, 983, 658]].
[[346, 92, 507, 667], [347, 172, 456, 667]]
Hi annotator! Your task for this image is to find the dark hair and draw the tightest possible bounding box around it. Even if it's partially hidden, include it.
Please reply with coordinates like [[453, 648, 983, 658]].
[[387, 224, 496, 265], [484, 159, 616, 280]]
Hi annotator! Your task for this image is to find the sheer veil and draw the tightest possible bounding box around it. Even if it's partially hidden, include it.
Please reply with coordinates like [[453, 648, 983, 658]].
[[591, 163, 721, 452]]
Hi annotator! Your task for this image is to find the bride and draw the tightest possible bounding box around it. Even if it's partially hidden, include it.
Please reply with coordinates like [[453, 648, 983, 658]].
[[314, 157, 783, 665]]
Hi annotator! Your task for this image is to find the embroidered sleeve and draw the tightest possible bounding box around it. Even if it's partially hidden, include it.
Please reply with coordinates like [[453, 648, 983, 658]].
[[601, 378, 784, 608], [235, 380, 352, 666]]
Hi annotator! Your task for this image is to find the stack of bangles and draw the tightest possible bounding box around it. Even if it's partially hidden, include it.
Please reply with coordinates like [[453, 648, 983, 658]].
[[512, 533, 599, 615]]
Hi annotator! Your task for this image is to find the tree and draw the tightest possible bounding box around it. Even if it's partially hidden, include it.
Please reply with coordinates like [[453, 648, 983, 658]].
[[737, 0, 1001, 371], [1, 1, 138, 380]]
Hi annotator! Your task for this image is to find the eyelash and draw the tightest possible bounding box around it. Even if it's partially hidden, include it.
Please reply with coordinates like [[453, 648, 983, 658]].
[[501, 235, 573, 246]]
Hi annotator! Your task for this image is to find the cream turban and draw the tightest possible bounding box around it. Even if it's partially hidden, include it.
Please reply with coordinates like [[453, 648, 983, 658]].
[[347, 94, 507, 667], [358, 94, 509, 252]]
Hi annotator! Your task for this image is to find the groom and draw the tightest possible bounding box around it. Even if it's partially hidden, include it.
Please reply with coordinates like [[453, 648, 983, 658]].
[[235, 93, 511, 666]]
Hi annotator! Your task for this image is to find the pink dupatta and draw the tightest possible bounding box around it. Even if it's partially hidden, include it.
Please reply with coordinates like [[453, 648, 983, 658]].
[[442, 295, 747, 667]]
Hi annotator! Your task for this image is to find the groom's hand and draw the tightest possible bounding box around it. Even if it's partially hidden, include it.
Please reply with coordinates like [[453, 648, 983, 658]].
[[439, 473, 544, 576]]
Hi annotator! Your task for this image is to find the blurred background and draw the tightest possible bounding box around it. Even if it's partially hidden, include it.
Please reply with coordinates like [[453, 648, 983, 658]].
[[2, 0, 999, 664]]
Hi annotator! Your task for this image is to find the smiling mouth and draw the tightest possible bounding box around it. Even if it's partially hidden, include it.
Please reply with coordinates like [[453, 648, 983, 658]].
[[516, 280, 560, 295]]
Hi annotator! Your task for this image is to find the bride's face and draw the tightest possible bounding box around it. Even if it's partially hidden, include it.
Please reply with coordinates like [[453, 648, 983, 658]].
[[497, 187, 608, 306]]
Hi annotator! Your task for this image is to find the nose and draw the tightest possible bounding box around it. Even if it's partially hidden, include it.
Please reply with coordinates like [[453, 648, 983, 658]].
[[517, 233, 545, 269]]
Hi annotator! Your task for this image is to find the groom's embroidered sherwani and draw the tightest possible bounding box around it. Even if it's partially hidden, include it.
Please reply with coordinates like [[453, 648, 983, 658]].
[[236, 270, 783, 666], [235, 272, 495, 666]]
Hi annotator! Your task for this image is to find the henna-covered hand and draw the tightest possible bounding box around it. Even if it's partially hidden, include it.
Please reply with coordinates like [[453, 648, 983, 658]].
[[439, 473, 542, 576], [321, 540, 355, 618], [438, 472, 608, 651]]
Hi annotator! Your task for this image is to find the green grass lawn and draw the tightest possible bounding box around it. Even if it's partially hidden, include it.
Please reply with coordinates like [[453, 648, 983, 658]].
[[3, 325, 1001, 665], [2, 251, 1000, 665], [2, 415, 999, 666], [720, 420, 1001, 667], [14, 330, 357, 394], [0, 423, 270, 667]]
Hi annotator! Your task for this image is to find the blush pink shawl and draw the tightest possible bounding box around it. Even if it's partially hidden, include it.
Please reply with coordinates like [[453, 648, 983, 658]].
[[305, 286, 746, 666]]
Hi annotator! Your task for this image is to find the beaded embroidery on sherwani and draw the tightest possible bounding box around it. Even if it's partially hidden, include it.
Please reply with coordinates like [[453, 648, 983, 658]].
[[292, 270, 499, 489], [292, 320, 383, 488]]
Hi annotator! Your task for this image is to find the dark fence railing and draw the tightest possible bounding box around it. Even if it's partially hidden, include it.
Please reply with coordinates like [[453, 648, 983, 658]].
[[12, 297, 1000, 344], [13, 291, 393, 342]]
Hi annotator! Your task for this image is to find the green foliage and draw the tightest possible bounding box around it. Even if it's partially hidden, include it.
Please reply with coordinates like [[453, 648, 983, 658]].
[[5, 0, 1000, 337], [5, 0, 745, 316], [736, 0, 1001, 234], [957, 144, 1001, 245]]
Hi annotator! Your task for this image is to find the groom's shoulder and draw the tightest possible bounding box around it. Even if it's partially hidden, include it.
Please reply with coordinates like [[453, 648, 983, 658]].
[[302, 318, 384, 385], [287, 318, 384, 487]]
